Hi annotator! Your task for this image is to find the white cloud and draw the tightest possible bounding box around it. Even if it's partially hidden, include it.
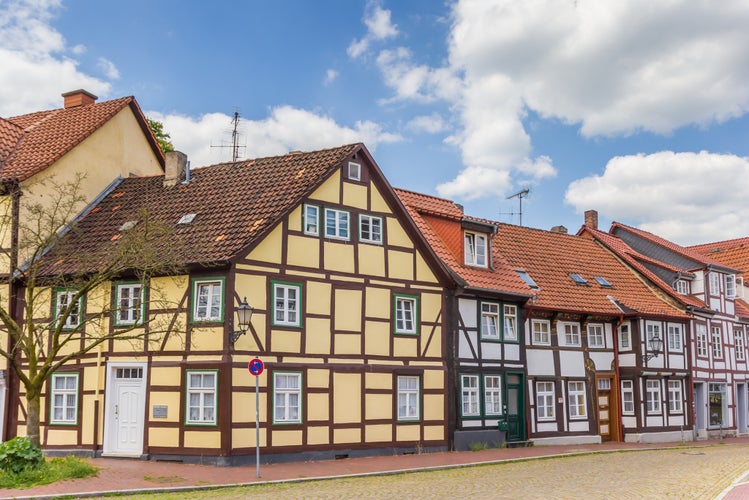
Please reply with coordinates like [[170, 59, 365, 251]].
[[436, 166, 512, 201], [347, 1, 398, 58], [376, 47, 461, 104], [324, 69, 338, 86], [0, 0, 111, 115], [406, 113, 449, 134], [148, 106, 402, 168], [97, 57, 119, 80], [565, 151, 749, 245]]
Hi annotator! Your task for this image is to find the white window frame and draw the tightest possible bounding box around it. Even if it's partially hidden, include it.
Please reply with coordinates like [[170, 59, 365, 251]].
[[484, 375, 502, 416], [621, 380, 635, 415], [646, 322, 661, 345], [532, 319, 551, 346], [464, 231, 487, 267], [726, 274, 736, 299], [394, 295, 418, 335], [675, 279, 688, 295], [712, 326, 723, 359], [347, 161, 361, 181], [55, 289, 82, 330], [587, 324, 604, 348], [736, 330, 746, 361], [480, 302, 500, 340], [186, 370, 217, 425], [303, 204, 319, 236], [618, 323, 631, 351], [503, 304, 518, 341], [737, 277, 745, 298], [324, 208, 350, 240], [359, 214, 383, 244], [536, 381, 555, 421], [397, 375, 420, 421], [115, 282, 144, 326], [568, 381, 587, 419], [461, 374, 480, 417], [50, 373, 79, 425], [192, 279, 223, 322], [646, 380, 661, 414], [560, 322, 581, 347], [273, 372, 302, 424], [697, 324, 708, 357], [667, 380, 683, 414], [709, 272, 721, 296], [667, 324, 682, 351], [273, 282, 302, 327]]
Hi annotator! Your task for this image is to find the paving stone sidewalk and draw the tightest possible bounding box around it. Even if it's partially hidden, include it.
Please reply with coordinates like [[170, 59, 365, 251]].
[[3, 437, 749, 499]]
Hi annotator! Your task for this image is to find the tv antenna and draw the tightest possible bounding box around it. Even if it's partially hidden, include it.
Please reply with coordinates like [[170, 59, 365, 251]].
[[500, 188, 530, 226], [210, 110, 246, 162]]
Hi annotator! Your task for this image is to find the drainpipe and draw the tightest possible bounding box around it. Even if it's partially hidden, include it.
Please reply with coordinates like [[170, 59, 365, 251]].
[[524, 296, 536, 442]]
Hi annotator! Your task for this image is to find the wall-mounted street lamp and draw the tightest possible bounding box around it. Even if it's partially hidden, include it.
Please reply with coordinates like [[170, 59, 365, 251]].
[[230, 297, 253, 345], [642, 334, 663, 362]]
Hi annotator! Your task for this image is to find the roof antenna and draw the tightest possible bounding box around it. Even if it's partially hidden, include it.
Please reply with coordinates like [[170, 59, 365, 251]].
[[210, 110, 246, 162], [502, 188, 530, 226]]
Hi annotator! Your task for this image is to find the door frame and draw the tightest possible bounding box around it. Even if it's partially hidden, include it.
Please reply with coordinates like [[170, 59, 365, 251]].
[[595, 374, 619, 441], [102, 361, 148, 456]]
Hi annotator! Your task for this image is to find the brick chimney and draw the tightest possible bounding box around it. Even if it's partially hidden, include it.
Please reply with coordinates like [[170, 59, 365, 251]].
[[61, 89, 98, 108], [584, 210, 598, 230], [164, 151, 188, 187]]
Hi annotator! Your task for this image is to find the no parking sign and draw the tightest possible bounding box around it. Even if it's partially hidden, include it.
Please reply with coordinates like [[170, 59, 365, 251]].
[[248, 357, 264, 376]]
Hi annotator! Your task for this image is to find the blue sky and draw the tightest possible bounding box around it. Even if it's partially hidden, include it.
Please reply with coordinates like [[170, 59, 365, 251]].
[[2, 0, 749, 244]]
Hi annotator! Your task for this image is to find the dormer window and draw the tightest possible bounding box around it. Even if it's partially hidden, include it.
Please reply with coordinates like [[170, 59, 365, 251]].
[[464, 231, 487, 267], [726, 275, 736, 299], [709, 272, 720, 296], [347, 161, 361, 181], [675, 279, 688, 295]]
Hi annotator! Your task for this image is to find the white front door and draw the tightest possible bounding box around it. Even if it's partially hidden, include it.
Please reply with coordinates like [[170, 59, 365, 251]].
[[104, 363, 146, 455]]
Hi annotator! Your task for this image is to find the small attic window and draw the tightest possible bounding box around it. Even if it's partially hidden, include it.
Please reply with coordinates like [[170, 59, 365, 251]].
[[347, 161, 361, 181], [594, 276, 613, 287], [517, 270, 539, 289], [119, 220, 138, 231], [570, 273, 588, 285], [178, 213, 197, 225]]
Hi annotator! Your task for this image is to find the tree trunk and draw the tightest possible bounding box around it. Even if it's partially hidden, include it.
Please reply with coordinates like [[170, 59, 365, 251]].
[[26, 390, 41, 448]]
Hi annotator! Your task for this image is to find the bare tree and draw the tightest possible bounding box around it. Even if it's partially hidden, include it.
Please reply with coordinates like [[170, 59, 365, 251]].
[[0, 174, 186, 446]]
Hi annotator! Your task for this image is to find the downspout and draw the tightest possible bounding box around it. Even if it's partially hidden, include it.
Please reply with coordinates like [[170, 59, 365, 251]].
[[613, 314, 624, 442], [523, 295, 536, 442]]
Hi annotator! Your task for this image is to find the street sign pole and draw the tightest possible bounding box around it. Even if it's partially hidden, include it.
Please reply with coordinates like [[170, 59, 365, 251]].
[[255, 374, 260, 478]]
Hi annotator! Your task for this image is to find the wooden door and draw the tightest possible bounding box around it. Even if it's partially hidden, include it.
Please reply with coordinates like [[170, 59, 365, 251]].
[[597, 377, 612, 441]]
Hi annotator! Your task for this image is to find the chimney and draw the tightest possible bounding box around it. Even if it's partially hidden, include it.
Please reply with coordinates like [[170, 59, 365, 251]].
[[584, 210, 598, 230], [61, 89, 98, 108], [164, 151, 188, 187], [550, 225, 568, 234]]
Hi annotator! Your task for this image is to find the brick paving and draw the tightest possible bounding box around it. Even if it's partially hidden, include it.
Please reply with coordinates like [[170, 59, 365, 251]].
[[3, 437, 749, 499]]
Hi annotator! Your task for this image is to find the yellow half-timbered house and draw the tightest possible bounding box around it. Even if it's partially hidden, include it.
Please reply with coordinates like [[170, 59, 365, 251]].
[[15, 143, 452, 464]]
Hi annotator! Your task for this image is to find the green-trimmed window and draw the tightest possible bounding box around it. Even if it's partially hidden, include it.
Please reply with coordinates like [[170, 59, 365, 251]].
[[461, 374, 480, 417], [272, 282, 302, 327], [503, 304, 518, 341], [484, 375, 502, 416], [186, 370, 217, 425], [394, 294, 418, 335], [480, 302, 500, 340], [191, 278, 224, 322], [55, 289, 83, 330], [50, 373, 79, 425], [115, 282, 145, 326], [273, 372, 302, 424], [397, 375, 420, 421]]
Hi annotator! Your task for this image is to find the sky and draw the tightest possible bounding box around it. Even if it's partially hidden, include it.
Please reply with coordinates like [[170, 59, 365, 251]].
[[1, 0, 748, 245]]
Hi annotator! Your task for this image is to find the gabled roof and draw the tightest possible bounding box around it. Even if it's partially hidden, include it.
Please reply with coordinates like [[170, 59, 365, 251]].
[[689, 237, 749, 275], [395, 188, 530, 298], [0, 96, 164, 182], [495, 223, 687, 318], [610, 222, 736, 272]]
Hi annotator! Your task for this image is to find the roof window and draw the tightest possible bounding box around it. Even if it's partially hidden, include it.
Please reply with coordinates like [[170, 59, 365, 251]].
[[570, 273, 588, 285], [178, 213, 197, 225], [594, 276, 613, 287], [517, 270, 539, 289]]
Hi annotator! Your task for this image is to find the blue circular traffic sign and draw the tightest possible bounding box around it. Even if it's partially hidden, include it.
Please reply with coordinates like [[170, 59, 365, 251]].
[[248, 357, 264, 376]]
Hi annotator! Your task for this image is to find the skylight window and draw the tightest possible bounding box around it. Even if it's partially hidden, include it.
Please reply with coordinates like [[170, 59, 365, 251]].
[[570, 273, 588, 285], [178, 213, 197, 225], [594, 276, 613, 287], [516, 270, 539, 289]]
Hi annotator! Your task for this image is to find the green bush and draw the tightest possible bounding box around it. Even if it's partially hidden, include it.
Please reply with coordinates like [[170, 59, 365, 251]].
[[0, 437, 44, 473]]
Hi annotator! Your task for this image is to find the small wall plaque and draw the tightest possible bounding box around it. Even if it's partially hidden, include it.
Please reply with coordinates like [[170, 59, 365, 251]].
[[153, 405, 168, 418]]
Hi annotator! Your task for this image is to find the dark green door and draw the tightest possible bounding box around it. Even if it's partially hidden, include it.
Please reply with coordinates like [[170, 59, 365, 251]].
[[506, 373, 525, 441]]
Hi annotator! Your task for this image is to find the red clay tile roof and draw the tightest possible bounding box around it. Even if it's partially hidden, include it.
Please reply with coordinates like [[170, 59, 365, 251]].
[[689, 237, 749, 275], [1, 96, 163, 182], [395, 188, 531, 297], [43, 144, 361, 274], [495, 224, 687, 318]]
